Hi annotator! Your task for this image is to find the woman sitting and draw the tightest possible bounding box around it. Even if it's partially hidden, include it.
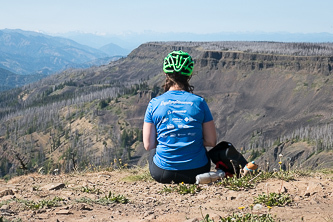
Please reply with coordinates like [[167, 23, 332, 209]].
[[143, 50, 217, 184]]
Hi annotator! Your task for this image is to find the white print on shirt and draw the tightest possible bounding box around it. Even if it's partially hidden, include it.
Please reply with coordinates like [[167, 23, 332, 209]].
[[178, 124, 190, 129], [178, 133, 187, 137], [167, 124, 175, 129], [188, 133, 196, 136], [184, 117, 195, 122], [162, 118, 169, 123], [172, 110, 187, 114], [161, 100, 193, 106], [172, 118, 183, 122], [170, 133, 176, 137], [167, 110, 187, 115]]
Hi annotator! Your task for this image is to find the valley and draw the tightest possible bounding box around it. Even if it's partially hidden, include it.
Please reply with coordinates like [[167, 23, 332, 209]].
[[1, 41, 333, 179]]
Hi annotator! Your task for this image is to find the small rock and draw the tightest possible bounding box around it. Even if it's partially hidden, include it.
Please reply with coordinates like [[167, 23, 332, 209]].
[[1, 195, 15, 201], [0, 205, 9, 211], [36, 209, 46, 214], [42, 183, 65, 191], [0, 189, 14, 198], [56, 209, 72, 215], [144, 211, 154, 217], [77, 203, 93, 211], [36, 214, 49, 219], [0, 212, 12, 216]]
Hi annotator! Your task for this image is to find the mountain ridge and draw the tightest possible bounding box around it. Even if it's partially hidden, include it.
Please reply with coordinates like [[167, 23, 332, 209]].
[[56, 31, 333, 51]]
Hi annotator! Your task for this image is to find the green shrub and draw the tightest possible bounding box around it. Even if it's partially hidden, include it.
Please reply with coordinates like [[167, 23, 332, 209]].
[[25, 197, 65, 210], [254, 192, 293, 207], [218, 175, 255, 191], [81, 185, 101, 194], [96, 191, 129, 205]]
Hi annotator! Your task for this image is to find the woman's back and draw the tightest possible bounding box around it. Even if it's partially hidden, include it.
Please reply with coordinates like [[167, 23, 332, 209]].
[[144, 90, 213, 170]]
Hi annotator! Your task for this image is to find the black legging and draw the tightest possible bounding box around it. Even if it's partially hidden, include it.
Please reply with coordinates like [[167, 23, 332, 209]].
[[148, 148, 211, 184]]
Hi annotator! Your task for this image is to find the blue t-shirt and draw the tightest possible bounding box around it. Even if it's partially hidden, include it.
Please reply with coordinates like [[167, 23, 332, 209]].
[[144, 90, 213, 170]]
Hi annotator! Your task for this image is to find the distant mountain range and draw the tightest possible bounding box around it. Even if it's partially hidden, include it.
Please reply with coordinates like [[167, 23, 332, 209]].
[[99, 43, 130, 57], [0, 29, 129, 90], [57, 31, 333, 51]]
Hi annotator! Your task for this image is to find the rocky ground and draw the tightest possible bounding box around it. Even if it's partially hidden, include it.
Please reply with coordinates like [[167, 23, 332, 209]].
[[0, 167, 332, 222]]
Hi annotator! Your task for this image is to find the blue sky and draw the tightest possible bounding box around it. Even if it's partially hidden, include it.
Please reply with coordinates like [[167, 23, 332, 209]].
[[1, 0, 333, 35]]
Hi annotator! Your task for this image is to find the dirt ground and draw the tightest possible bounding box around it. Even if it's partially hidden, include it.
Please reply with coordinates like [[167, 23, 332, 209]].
[[0, 168, 332, 222]]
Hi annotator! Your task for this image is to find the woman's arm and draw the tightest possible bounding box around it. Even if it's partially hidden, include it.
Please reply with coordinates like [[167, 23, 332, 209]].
[[202, 120, 217, 147], [143, 122, 157, 151]]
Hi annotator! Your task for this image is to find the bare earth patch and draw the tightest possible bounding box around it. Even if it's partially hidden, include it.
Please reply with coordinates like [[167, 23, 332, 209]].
[[0, 169, 332, 222]]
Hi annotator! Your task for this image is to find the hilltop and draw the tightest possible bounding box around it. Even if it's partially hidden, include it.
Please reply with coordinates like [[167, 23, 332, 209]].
[[0, 168, 332, 221], [1, 41, 333, 179]]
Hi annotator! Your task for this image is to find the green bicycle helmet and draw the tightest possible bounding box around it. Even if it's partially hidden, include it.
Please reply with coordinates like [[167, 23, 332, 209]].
[[163, 50, 194, 76]]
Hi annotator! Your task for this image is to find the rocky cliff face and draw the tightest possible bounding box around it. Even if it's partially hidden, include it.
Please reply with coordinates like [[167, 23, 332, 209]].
[[133, 42, 333, 74], [199, 50, 333, 75]]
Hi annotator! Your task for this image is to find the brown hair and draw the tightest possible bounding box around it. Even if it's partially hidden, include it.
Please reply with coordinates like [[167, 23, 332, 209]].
[[163, 73, 194, 93]]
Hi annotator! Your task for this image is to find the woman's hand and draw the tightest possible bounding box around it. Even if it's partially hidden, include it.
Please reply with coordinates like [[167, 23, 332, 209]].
[[143, 122, 157, 151]]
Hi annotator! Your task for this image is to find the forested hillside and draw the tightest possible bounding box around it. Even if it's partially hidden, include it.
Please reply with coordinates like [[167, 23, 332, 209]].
[[1, 41, 333, 179], [0, 68, 47, 91]]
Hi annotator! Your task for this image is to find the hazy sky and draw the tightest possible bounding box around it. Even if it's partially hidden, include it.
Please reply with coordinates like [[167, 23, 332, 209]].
[[1, 0, 333, 35]]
